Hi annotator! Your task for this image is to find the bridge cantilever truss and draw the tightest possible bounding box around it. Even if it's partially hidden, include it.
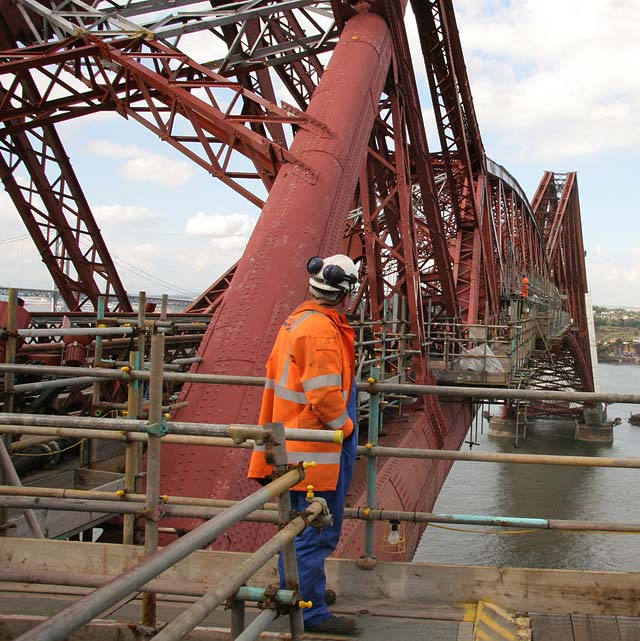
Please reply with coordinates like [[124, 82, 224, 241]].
[[0, 0, 595, 556]]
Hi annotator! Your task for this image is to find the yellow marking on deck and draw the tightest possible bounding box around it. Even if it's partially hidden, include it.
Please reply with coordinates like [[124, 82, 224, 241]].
[[462, 602, 478, 621], [473, 600, 531, 641]]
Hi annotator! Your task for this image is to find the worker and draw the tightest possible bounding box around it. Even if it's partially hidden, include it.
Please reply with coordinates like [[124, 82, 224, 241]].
[[248, 254, 360, 635], [521, 275, 529, 298]]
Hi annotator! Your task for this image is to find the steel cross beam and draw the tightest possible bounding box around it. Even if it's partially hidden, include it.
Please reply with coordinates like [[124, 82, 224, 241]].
[[0, 21, 132, 312], [0, 35, 326, 207], [382, 0, 457, 321], [9, 0, 337, 105], [11, 0, 335, 42]]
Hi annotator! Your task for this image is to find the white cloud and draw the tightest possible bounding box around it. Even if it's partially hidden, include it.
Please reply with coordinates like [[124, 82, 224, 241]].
[[93, 204, 160, 224], [87, 140, 144, 158], [176, 30, 229, 65], [184, 211, 256, 266], [446, 0, 640, 162], [587, 248, 640, 306], [116, 242, 162, 270], [118, 155, 194, 186], [0, 190, 20, 225], [185, 212, 255, 238], [209, 236, 250, 253], [87, 139, 195, 186]]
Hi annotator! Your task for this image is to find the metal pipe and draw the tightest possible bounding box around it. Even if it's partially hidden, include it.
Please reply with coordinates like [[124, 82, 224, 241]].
[[123, 349, 140, 546], [3, 362, 640, 405], [136, 292, 147, 420], [151, 502, 322, 641], [233, 609, 278, 641], [95, 400, 189, 414], [364, 368, 379, 560], [9, 436, 58, 453], [0, 484, 228, 506], [0, 570, 295, 603], [0, 424, 252, 447], [358, 445, 640, 469], [348, 507, 640, 532], [3, 288, 17, 414], [1, 288, 17, 535], [0, 413, 342, 444], [235, 586, 297, 605], [230, 596, 245, 638], [272, 423, 303, 640], [90, 296, 106, 468], [14, 468, 305, 641], [4, 493, 640, 534], [143, 332, 164, 626], [16, 327, 134, 338], [0, 495, 285, 523], [171, 357, 203, 365], [5, 420, 640, 470], [13, 376, 104, 394], [0, 440, 44, 538]]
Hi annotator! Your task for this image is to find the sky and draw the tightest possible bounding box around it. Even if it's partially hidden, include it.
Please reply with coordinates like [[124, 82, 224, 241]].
[[0, 0, 638, 307]]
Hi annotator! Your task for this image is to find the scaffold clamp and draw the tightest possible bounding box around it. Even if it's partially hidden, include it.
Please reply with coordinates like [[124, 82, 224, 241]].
[[306, 494, 333, 529], [146, 416, 169, 437]]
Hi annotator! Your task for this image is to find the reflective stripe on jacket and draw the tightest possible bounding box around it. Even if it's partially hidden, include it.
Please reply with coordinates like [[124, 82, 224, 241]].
[[248, 300, 355, 491]]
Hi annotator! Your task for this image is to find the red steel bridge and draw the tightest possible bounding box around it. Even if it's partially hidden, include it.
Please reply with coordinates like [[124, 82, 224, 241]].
[[0, 0, 596, 558]]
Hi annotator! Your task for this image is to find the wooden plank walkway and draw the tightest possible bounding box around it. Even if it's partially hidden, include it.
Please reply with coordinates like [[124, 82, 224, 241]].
[[4, 540, 640, 640], [532, 613, 640, 641]]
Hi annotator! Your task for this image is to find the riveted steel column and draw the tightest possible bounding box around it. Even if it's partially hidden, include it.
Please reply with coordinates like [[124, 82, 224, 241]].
[[163, 10, 394, 542]]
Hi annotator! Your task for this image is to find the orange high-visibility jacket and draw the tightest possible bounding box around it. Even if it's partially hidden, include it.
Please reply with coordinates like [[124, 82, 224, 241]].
[[248, 300, 355, 491]]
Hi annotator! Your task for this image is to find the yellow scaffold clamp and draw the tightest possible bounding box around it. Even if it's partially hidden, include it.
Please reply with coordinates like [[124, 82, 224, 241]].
[[298, 600, 312, 609]]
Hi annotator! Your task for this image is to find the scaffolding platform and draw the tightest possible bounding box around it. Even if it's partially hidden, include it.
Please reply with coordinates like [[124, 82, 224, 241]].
[[2, 538, 640, 641]]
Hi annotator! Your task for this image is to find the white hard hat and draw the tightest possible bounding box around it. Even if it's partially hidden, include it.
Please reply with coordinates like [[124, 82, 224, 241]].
[[307, 254, 359, 295]]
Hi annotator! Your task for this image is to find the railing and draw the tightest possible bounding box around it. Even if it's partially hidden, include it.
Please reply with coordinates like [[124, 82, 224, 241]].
[[424, 318, 540, 384], [1, 324, 329, 641], [3, 361, 640, 637]]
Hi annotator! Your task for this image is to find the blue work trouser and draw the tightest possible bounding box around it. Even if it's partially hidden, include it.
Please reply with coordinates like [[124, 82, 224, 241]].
[[279, 382, 358, 627]]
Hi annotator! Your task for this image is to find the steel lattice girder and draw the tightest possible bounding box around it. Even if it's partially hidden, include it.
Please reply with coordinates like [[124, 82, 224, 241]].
[[411, 0, 498, 323], [0, 36, 329, 206], [0, 18, 131, 312], [532, 171, 594, 392], [515, 346, 586, 419]]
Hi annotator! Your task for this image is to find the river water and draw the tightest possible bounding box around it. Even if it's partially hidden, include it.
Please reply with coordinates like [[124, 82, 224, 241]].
[[414, 363, 640, 571]]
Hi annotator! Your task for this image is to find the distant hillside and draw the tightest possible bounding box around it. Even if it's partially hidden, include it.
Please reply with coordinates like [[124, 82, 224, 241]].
[[594, 306, 640, 363]]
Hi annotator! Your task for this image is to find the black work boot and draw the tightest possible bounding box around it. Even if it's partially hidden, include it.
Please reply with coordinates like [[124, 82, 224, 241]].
[[306, 615, 356, 635]]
